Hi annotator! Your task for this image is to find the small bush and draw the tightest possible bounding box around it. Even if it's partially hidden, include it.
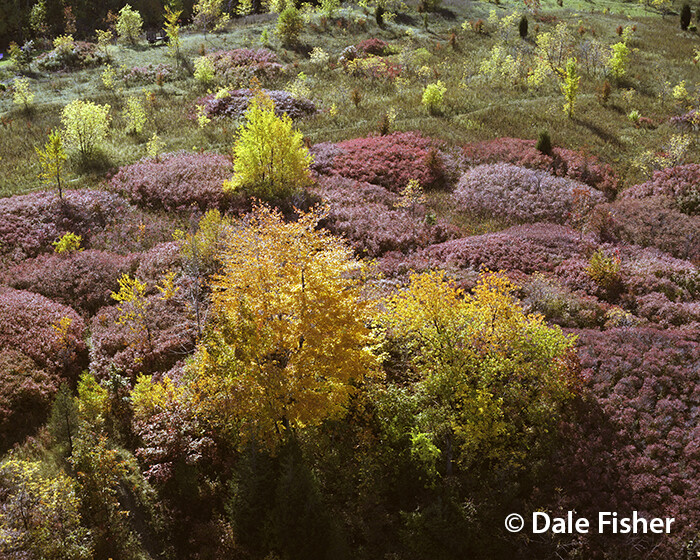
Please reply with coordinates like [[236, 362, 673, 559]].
[[536, 130, 552, 155], [35, 40, 108, 71], [277, 6, 303, 46], [422, 81, 447, 115], [194, 56, 215, 85], [586, 248, 622, 291], [61, 99, 111, 160], [356, 38, 389, 56], [204, 48, 283, 83]]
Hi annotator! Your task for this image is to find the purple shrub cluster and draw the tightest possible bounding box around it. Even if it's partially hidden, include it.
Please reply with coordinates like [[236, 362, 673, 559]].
[[332, 132, 450, 192], [418, 223, 593, 275], [0, 348, 57, 450], [123, 63, 174, 85], [314, 176, 459, 258], [621, 164, 700, 215], [0, 190, 174, 262], [206, 48, 284, 82], [453, 163, 605, 225], [90, 292, 198, 381], [461, 137, 620, 198], [557, 327, 700, 558], [309, 142, 345, 175], [597, 197, 700, 263], [0, 287, 87, 379], [669, 109, 700, 131], [107, 152, 245, 214], [2, 250, 137, 317], [35, 40, 108, 71], [195, 89, 316, 121], [135, 242, 183, 284]]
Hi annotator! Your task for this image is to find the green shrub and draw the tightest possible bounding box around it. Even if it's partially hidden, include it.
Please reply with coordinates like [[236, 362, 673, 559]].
[[116, 4, 143, 45], [422, 81, 446, 115], [12, 77, 34, 112], [277, 6, 303, 46], [53, 232, 83, 254], [194, 56, 215, 85], [125, 95, 146, 135], [61, 99, 111, 160], [536, 130, 552, 155]]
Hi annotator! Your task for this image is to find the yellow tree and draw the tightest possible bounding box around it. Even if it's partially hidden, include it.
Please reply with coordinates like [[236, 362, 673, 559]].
[[188, 204, 378, 445]]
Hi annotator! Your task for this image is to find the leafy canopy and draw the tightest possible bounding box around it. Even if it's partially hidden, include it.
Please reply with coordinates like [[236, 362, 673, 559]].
[[188, 204, 379, 445]]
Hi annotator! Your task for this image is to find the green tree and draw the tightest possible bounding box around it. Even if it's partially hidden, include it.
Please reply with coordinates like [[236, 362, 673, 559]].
[[607, 42, 629, 80], [193, 0, 229, 34], [163, 5, 182, 62], [61, 99, 111, 160], [36, 129, 67, 198], [276, 5, 303, 46], [48, 383, 79, 456], [560, 57, 580, 118], [380, 270, 578, 474], [116, 4, 143, 45], [224, 92, 313, 199]]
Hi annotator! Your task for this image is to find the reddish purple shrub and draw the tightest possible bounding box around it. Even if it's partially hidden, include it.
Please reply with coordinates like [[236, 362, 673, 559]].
[[419, 224, 594, 275], [123, 63, 174, 85], [599, 197, 700, 263], [462, 137, 620, 198], [332, 132, 449, 192], [90, 292, 198, 381], [135, 242, 183, 284], [635, 292, 700, 328], [669, 110, 700, 132], [453, 163, 605, 225], [562, 327, 700, 558], [356, 38, 390, 56], [2, 250, 137, 317], [0, 287, 87, 379], [195, 89, 316, 121], [0, 349, 58, 451], [314, 176, 459, 258], [107, 152, 245, 214], [0, 190, 174, 262], [309, 142, 345, 175], [206, 48, 283, 82], [621, 164, 700, 215]]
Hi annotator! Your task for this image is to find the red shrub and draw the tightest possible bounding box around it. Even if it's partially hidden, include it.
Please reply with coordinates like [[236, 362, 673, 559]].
[[356, 38, 390, 56], [206, 48, 284, 82], [195, 89, 316, 121], [621, 164, 700, 215], [0, 287, 87, 379], [332, 132, 449, 192], [598, 197, 700, 263], [108, 152, 247, 214], [3, 250, 137, 316], [462, 137, 620, 198]]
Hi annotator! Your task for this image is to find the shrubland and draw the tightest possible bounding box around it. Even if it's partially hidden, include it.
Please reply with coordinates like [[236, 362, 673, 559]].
[[0, 1, 698, 559]]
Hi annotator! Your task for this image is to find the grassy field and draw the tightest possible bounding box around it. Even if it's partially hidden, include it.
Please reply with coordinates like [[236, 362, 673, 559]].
[[0, 0, 697, 198]]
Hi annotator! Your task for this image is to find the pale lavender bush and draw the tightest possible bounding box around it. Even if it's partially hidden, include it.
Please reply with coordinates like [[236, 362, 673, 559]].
[[453, 163, 605, 225]]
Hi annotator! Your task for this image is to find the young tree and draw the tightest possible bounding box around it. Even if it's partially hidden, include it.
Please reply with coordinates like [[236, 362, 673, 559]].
[[36, 129, 67, 199], [189, 205, 379, 446], [193, 0, 230, 35], [61, 99, 111, 160], [116, 4, 143, 45], [224, 92, 313, 199], [163, 5, 183, 62], [560, 57, 580, 118], [607, 41, 629, 80]]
